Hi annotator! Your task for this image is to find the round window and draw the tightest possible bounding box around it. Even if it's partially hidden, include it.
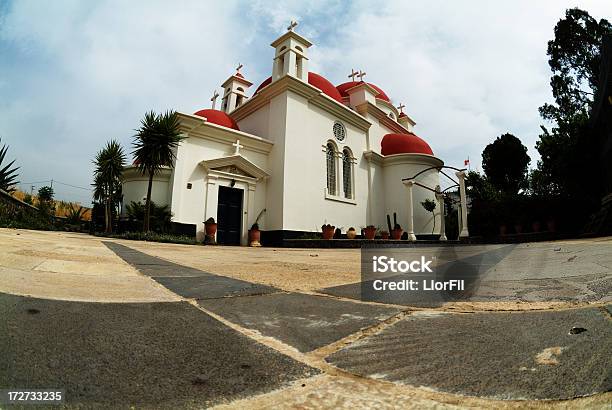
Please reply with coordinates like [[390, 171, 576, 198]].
[[333, 122, 346, 141]]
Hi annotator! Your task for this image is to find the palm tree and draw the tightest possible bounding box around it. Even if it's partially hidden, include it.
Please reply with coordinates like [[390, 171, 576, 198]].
[[93, 140, 126, 233], [0, 137, 19, 192], [132, 110, 183, 232]]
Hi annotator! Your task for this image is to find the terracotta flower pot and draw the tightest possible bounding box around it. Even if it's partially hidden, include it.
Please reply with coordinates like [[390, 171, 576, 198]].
[[364, 226, 377, 240], [322, 226, 335, 240], [380, 231, 390, 240], [346, 228, 357, 239], [532, 221, 541, 233], [391, 228, 403, 240], [249, 229, 261, 247], [205, 222, 217, 236]]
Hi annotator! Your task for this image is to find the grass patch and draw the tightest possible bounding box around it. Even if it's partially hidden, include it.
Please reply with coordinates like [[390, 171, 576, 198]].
[[94, 231, 198, 245]]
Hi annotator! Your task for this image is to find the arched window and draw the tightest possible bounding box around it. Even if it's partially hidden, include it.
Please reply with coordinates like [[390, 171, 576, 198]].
[[326, 142, 336, 195], [342, 148, 353, 199]]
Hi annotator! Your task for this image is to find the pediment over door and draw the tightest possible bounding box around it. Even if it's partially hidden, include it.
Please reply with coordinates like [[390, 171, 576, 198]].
[[199, 154, 269, 181], [214, 165, 254, 178]]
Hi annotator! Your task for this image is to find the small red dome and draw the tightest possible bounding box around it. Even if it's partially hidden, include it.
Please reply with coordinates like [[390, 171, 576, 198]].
[[193, 109, 240, 130], [254, 76, 272, 93], [254, 72, 343, 102], [336, 81, 391, 102], [381, 133, 433, 156], [307, 72, 343, 102]]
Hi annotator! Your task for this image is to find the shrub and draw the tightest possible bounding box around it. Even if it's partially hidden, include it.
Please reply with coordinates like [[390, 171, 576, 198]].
[[95, 231, 198, 245]]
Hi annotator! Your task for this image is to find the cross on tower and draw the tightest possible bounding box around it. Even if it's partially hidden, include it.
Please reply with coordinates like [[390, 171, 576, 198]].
[[348, 68, 358, 81], [235, 63, 243, 73], [232, 139, 244, 155], [287, 20, 298, 31], [397, 103, 405, 113], [357, 70, 367, 81], [210, 90, 220, 109]]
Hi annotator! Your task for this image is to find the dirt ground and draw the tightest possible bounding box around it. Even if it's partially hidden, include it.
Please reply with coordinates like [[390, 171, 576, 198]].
[[0, 229, 179, 302]]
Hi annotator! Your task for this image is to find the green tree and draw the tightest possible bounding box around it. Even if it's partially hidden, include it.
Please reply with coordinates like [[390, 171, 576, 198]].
[[539, 8, 611, 128], [93, 140, 126, 233], [482, 133, 530, 196], [132, 110, 183, 232], [420, 198, 436, 234], [37, 185, 54, 202], [0, 137, 19, 192], [535, 8, 611, 205], [37, 185, 55, 216]]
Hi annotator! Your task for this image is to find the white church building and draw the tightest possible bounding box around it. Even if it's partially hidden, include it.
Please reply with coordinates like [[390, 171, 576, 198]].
[[121, 24, 467, 245]]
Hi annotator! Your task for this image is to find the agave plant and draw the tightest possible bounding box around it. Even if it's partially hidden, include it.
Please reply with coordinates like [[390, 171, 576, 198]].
[[0, 137, 19, 192], [65, 204, 87, 224], [132, 111, 183, 232]]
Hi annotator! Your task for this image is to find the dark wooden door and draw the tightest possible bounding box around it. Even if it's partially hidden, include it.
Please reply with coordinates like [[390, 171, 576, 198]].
[[217, 186, 243, 245]]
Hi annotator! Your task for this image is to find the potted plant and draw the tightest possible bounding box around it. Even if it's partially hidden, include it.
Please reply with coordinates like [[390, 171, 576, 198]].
[[321, 224, 335, 240], [391, 224, 403, 240], [364, 225, 377, 240], [514, 222, 523, 234], [248, 222, 261, 247], [204, 217, 217, 245], [546, 218, 556, 232], [380, 230, 390, 240], [390, 213, 402, 240], [346, 227, 357, 239]]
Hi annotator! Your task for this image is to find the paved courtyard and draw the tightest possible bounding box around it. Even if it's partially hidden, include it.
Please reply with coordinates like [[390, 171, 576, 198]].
[[0, 228, 610, 408]]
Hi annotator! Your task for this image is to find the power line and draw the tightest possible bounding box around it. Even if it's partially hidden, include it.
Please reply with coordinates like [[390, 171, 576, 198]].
[[18, 179, 92, 191], [53, 180, 92, 191]]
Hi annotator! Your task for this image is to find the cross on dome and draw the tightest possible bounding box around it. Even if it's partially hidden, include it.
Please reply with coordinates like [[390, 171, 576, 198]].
[[210, 90, 220, 109], [348, 68, 358, 81], [287, 20, 298, 31], [357, 70, 367, 81], [397, 103, 405, 113], [232, 139, 243, 155]]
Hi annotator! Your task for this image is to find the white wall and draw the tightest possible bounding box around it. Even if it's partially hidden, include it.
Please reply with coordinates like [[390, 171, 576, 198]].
[[168, 128, 269, 242], [281, 92, 370, 233], [383, 156, 442, 235], [121, 167, 171, 215]]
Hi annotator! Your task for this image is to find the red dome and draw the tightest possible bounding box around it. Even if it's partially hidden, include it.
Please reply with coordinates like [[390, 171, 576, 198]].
[[336, 81, 391, 102], [308, 72, 343, 102], [254, 76, 272, 93], [254, 72, 343, 102], [381, 133, 433, 156], [193, 109, 239, 130]]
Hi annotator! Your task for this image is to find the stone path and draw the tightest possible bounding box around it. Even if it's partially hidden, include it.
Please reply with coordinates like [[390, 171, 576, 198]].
[[0, 292, 317, 408], [105, 242, 401, 353], [1, 231, 611, 408], [327, 308, 612, 400]]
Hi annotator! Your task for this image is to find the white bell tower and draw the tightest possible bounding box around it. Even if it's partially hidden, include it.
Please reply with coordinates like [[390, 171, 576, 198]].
[[220, 64, 253, 113], [270, 20, 311, 83]]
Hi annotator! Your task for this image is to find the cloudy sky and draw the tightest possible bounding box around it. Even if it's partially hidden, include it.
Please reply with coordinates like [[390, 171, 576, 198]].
[[1, 0, 610, 202]]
